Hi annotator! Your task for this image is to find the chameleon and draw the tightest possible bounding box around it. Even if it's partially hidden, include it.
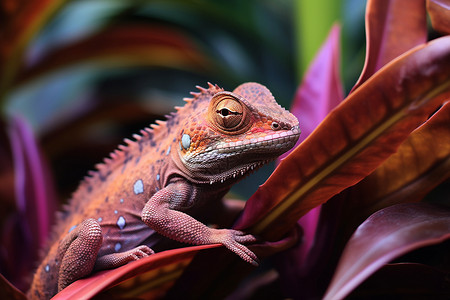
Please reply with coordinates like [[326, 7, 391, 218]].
[[28, 82, 300, 299]]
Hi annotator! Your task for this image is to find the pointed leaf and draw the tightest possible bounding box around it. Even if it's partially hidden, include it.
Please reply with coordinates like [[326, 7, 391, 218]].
[[352, 0, 427, 92], [294, 0, 342, 77], [8, 115, 56, 247], [0, 0, 67, 98], [0, 273, 27, 300], [280, 24, 343, 159], [323, 203, 450, 300], [164, 225, 299, 299], [237, 36, 450, 240], [345, 102, 450, 222], [12, 25, 211, 89], [1, 116, 57, 290], [427, 0, 450, 34], [53, 244, 220, 299], [279, 24, 343, 268]]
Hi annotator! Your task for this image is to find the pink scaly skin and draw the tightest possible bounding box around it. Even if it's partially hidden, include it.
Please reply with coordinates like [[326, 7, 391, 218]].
[[28, 82, 300, 299]]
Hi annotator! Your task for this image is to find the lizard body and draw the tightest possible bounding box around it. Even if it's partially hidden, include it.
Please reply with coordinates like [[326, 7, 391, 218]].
[[28, 82, 300, 299]]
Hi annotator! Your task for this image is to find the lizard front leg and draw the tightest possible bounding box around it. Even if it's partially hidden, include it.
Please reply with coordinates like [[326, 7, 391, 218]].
[[141, 180, 259, 265], [57, 219, 154, 292], [57, 218, 103, 292]]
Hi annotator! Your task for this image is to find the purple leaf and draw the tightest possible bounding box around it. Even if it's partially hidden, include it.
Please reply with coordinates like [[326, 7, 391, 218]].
[[1, 115, 57, 290], [279, 24, 343, 160], [324, 203, 450, 300], [8, 115, 56, 248], [278, 23, 343, 269]]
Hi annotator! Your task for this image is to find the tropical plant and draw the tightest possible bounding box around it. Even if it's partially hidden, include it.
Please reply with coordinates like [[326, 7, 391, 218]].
[[0, 0, 449, 299]]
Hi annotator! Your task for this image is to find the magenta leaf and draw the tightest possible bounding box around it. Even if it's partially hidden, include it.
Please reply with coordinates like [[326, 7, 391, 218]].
[[1, 115, 57, 290], [280, 24, 343, 159], [8, 115, 56, 248], [278, 23, 343, 269], [324, 203, 450, 300]]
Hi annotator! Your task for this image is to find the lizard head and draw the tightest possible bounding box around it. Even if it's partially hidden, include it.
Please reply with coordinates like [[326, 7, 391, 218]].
[[175, 82, 300, 185]]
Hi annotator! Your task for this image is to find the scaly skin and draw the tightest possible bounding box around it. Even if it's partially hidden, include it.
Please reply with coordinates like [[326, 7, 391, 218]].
[[28, 82, 300, 299]]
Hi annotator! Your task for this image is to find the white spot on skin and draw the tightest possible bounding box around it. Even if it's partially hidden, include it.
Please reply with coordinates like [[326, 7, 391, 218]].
[[98, 217, 103, 222], [166, 145, 171, 156], [45, 264, 50, 272], [68, 225, 77, 233], [115, 243, 122, 252], [117, 216, 126, 230], [156, 174, 160, 181], [114, 210, 118, 214], [134, 179, 144, 194], [181, 134, 191, 150], [120, 198, 124, 204]]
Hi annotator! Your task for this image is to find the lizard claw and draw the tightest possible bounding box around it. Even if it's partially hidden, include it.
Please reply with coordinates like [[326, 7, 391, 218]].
[[95, 245, 155, 270], [210, 229, 259, 266], [128, 245, 155, 260]]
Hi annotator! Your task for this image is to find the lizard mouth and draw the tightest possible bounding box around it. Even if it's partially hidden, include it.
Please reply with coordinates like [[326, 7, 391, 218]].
[[182, 125, 300, 184]]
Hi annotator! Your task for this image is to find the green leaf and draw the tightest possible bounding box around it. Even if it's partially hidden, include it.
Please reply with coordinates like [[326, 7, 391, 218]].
[[294, 0, 342, 78]]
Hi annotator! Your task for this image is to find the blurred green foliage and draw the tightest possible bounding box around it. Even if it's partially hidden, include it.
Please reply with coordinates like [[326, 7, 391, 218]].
[[2, 0, 366, 199]]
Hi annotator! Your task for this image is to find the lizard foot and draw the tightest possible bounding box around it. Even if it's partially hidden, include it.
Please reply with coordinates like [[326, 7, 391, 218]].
[[95, 245, 155, 270], [57, 218, 103, 292], [210, 229, 259, 266]]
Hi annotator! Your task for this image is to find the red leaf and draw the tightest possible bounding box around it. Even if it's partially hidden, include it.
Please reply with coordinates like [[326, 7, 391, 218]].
[[0, 0, 65, 96], [0, 273, 27, 300], [237, 36, 450, 240], [53, 244, 220, 299], [345, 101, 450, 226], [427, 0, 450, 34], [13, 25, 211, 88], [352, 0, 427, 92], [323, 203, 450, 300]]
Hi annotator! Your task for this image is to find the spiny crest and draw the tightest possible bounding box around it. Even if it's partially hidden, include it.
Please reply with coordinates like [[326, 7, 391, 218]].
[[79, 83, 224, 188], [180, 82, 224, 106]]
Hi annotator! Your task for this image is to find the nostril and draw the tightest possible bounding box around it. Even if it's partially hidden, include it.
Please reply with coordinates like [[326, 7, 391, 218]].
[[271, 122, 280, 130], [291, 125, 301, 134]]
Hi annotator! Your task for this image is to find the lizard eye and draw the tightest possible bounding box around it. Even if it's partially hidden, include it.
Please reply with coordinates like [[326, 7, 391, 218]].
[[209, 92, 251, 134], [216, 100, 243, 128]]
